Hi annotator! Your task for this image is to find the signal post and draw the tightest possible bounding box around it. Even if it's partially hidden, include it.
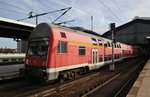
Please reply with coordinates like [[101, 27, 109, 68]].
[[110, 23, 116, 71]]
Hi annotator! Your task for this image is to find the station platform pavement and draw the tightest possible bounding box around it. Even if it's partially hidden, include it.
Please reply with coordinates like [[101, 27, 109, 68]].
[[0, 64, 24, 80], [127, 58, 150, 97]]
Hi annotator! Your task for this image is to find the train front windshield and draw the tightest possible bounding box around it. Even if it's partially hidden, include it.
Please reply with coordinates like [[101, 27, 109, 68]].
[[27, 39, 49, 58]]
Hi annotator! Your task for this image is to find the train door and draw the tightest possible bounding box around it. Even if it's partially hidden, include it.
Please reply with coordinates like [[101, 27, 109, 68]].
[[92, 49, 98, 68]]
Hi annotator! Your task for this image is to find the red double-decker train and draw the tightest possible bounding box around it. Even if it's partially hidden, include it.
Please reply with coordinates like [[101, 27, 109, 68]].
[[20, 23, 141, 82]]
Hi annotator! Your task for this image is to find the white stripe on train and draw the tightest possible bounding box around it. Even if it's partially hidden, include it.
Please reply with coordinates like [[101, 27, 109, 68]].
[[46, 58, 123, 80]]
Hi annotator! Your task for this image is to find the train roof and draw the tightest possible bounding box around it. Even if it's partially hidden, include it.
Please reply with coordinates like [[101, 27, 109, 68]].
[[30, 23, 103, 39], [53, 24, 125, 45], [30, 23, 136, 48], [31, 23, 121, 43], [68, 27, 101, 37], [51, 24, 103, 39], [30, 23, 51, 39]]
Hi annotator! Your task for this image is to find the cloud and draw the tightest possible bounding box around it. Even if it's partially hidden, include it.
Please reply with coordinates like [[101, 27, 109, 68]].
[[0, 0, 150, 48], [125, 0, 150, 20], [49, 0, 111, 32]]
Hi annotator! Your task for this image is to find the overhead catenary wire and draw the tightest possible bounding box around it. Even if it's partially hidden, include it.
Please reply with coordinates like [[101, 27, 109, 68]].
[[27, 1, 71, 23], [0, 7, 28, 15], [42, 2, 73, 24], [30, 0, 52, 22], [18, 7, 71, 21], [112, 0, 127, 20], [0, 0, 111, 32], [0, 1, 52, 23], [52, 7, 72, 23], [0, 1, 30, 12], [98, 0, 123, 23], [32, 0, 33, 12], [55, 19, 75, 25], [17, 7, 71, 25], [49, 0, 110, 31], [38, 0, 58, 12], [35, 0, 60, 22]]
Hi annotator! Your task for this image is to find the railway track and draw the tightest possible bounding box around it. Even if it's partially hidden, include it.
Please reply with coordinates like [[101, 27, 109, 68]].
[[0, 56, 146, 97], [0, 66, 110, 97], [113, 57, 148, 97], [0, 71, 21, 81], [0, 63, 117, 96], [46, 57, 145, 97], [86, 56, 148, 97]]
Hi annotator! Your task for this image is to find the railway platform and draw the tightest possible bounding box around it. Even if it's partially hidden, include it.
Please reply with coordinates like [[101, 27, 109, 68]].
[[0, 64, 24, 80], [127, 58, 150, 97]]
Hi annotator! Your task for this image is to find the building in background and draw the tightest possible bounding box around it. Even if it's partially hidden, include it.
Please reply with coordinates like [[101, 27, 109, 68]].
[[17, 40, 28, 53], [102, 17, 150, 48], [102, 16, 150, 55], [0, 47, 17, 53]]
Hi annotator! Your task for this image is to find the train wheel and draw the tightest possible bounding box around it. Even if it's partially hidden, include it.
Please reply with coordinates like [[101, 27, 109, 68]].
[[57, 74, 65, 83], [83, 67, 89, 74]]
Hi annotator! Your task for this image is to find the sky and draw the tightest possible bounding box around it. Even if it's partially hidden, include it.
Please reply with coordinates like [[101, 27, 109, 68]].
[[0, 0, 150, 48]]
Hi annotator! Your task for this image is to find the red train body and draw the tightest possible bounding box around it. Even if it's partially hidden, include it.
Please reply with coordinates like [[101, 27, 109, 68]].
[[20, 23, 141, 82]]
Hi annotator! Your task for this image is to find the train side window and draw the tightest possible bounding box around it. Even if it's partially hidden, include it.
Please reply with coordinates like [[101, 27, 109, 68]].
[[79, 46, 86, 55], [114, 55, 116, 59], [114, 44, 117, 48], [107, 42, 111, 47], [118, 44, 120, 48], [115, 55, 117, 59], [108, 55, 111, 60], [122, 50, 124, 54], [58, 41, 67, 54], [119, 44, 121, 48], [98, 39, 103, 46], [118, 54, 120, 58], [116, 44, 119, 48], [120, 54, 122, 57], [117, 44, 120, 48], [92, 38, 97, 45], [99, 55, 103, 62], [104, 42, 107, 47], [104, 55, 107, 61]]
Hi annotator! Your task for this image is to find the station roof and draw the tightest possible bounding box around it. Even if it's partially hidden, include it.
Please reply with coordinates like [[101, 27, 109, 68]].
[[102, 17, 150, 47], [102, 17, 150, 37], [0, 17, 35, 40]]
